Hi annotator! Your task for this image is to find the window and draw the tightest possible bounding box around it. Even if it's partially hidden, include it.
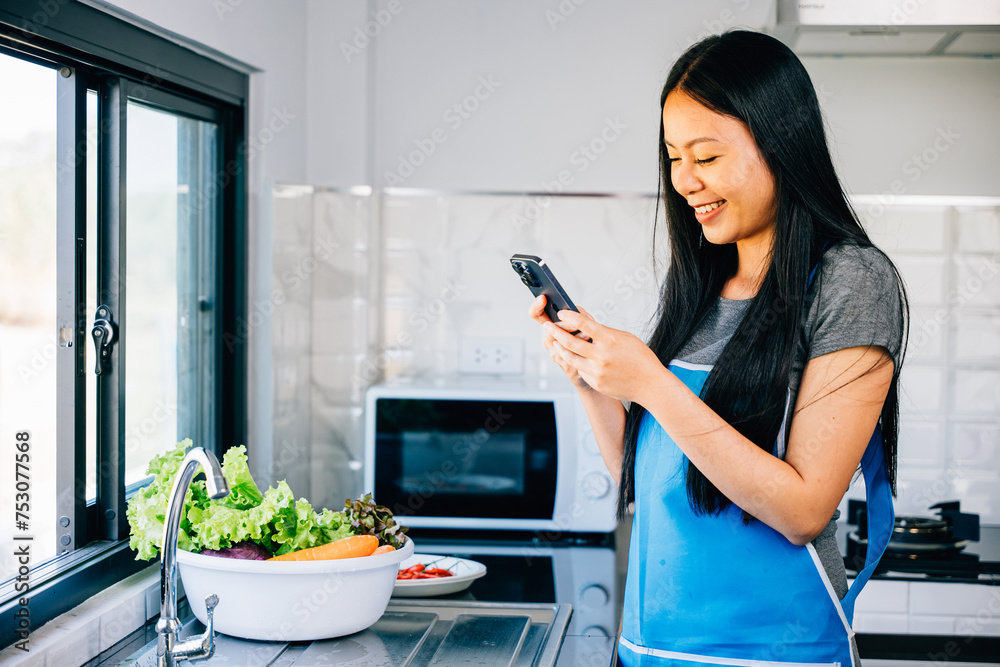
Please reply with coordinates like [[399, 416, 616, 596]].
[[0, 51, 59, 575], [0, 1, 247, 647]]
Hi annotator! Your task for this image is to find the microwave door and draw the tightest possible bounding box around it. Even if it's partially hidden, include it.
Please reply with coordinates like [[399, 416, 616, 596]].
[[373, 398, 558, 522], [401, 431, 526, 495]]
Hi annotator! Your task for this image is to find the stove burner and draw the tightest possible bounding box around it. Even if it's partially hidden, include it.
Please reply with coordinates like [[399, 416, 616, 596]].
[[845, 500, 990, 580], [895, 515, 948, 535]]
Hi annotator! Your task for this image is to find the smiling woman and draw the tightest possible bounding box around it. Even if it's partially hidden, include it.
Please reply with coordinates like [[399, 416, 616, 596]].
[[662, 93, 778, 296], [529, 29, 909, 666]]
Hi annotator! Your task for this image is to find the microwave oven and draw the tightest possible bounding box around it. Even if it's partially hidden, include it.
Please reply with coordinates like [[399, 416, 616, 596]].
[[363, 378, 617, 534]]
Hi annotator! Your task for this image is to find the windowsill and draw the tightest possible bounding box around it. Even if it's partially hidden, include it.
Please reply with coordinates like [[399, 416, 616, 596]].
[[0, 564, 164, 666]]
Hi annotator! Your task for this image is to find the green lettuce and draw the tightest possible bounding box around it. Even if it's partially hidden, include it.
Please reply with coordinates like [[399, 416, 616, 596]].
[[126, 438, 207, 560], [218, 445, 264, 509], [126, 440, 352, 560], [269, 497, 353, 556]]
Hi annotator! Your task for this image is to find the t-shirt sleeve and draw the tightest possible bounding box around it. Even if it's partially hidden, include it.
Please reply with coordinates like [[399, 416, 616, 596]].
[[804, 244, 904, 364]]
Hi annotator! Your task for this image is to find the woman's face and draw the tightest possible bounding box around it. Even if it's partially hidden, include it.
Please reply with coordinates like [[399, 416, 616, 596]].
[[662, 91, 777, 248]]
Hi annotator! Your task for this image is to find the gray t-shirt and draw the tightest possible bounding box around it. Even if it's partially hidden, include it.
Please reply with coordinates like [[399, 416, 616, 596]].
[[675, 243, 903, 599]]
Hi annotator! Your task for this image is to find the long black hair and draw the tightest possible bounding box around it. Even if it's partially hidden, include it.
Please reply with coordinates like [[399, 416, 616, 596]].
[[617, 30, 908, 521]]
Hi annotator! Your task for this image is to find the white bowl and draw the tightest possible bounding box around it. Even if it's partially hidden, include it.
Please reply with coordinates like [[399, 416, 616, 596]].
[[176, 537, 414, 641]]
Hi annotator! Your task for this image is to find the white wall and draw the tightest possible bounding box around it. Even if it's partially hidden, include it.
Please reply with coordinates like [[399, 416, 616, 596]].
[[99, 0, 1000, 198], [306, 0, 370, 186], [804, 58, 1000, 197], [368, 0, 770, 193], [363, 0, 1000, 196]]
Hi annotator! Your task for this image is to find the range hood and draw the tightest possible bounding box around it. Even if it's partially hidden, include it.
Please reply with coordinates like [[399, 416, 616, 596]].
[[768, 0, 1000, 56]]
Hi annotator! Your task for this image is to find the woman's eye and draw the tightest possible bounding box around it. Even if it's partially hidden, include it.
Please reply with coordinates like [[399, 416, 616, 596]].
[[667, 157, 680, 165], [695, 156, 718, 165]]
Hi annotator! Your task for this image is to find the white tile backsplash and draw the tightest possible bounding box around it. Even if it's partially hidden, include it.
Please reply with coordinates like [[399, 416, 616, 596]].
[[312, 298, 368, 357], [852, 612, 911, 634], [894, 468, 962, 518], [278, 189, 1000, 522], [309, 403, 365, 509], [910, 582, 1000, 618], [952, 368, 1000, 416], [953, 255, 1000, 308], [906, 306, 948, 362], [899, 365, 946, 414], [953, 311, 1000, 362], [908, 615, 965, 635], [856, 580, 910, 613], [956, 207, 1000, 254], [895, 255, 949, 306], [859, 206, 949, 253], [0, 566, 160, 667], [898, 420, 945, 468], [951, 474, 1000, 521], [950, 422, 1000, 468], [849, 579, 1000, 639], [446, 194, 542, 249]]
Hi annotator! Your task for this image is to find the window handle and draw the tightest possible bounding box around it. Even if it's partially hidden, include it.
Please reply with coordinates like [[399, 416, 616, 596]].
[[91, 305, 118, 376]]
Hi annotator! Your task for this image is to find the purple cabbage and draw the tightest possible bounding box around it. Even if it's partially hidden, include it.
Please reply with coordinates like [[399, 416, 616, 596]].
[[199, 540, 272, 560]]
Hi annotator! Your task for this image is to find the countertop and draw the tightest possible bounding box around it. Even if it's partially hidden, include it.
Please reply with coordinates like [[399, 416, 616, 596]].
[[81, 522, 1000, 666], [103, 599, 582, 667], [86, 529, 624, 667]]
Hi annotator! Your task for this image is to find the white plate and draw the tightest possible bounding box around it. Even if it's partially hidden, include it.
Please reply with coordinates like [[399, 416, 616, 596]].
[[392, 553, 487, 598]]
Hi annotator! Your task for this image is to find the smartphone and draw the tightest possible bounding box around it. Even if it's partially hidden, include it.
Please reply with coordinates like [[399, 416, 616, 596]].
[[510, 254, 579, 323]]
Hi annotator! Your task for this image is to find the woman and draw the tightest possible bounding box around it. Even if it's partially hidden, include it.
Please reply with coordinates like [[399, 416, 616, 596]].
[[530, 31, 907, 665]]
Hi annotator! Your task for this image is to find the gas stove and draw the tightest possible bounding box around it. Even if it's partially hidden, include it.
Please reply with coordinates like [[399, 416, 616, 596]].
[[846, 500, 998, 582], [842, 500, 1000, 662]]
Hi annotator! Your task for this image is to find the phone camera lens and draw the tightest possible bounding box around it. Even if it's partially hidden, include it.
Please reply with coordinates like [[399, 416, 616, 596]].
[[512, 260, 541, 288]]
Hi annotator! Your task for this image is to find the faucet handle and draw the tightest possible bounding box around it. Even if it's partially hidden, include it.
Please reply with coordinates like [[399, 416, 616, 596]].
[[168, 594, 220, 663], [197, 594, 219, 658]]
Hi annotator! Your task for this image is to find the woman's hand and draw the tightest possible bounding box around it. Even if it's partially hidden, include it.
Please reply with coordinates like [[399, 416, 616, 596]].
[[542, 308, 665, 405], [529, 295, 629, 479], [528, 295, 594, 390]]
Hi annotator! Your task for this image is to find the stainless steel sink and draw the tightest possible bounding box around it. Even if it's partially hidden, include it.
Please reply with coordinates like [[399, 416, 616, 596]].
[[116, 599, 572, 667]]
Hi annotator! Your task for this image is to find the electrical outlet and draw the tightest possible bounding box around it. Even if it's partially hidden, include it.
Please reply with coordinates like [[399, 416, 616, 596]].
[[458, 337, 524, 375]]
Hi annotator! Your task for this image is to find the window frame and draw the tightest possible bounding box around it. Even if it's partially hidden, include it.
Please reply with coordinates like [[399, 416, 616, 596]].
[[0, 0, 247, 648]]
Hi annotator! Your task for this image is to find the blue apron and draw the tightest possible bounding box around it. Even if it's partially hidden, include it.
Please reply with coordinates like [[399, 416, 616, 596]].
[[617, 360, 894, 667]]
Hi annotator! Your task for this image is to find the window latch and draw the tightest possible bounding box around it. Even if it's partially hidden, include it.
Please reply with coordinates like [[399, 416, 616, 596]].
[[91, 305, 118, 376]]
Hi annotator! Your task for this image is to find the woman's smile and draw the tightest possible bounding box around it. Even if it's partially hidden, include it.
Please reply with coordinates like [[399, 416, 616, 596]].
[[662, 91, 777, 248], [692, 198, 726, 223]]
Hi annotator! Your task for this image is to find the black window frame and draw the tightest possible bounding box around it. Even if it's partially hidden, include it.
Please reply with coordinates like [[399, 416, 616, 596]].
[[0, 0, 248, 648]]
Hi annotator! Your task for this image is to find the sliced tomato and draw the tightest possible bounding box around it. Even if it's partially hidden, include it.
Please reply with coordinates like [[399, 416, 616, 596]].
[[397, 563, 454, 580]]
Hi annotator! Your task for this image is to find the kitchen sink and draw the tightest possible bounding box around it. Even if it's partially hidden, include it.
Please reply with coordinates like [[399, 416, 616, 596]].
[[112, 599, 572, 667]]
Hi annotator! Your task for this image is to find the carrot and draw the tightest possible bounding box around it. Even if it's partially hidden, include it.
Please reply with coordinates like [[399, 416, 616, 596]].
[[268, 534, 378, 561], [372, 544, 395, 555]]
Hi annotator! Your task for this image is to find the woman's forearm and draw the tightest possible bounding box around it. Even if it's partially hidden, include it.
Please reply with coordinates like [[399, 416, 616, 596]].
[[639, 367, 818, 542], [544, 311, 890, 545], [576, 386, 626, 480], [637, 348, 890, 546]]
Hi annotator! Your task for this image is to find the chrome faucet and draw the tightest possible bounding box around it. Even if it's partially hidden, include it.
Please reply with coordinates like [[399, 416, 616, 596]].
[[156, 447, 230, 667]]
